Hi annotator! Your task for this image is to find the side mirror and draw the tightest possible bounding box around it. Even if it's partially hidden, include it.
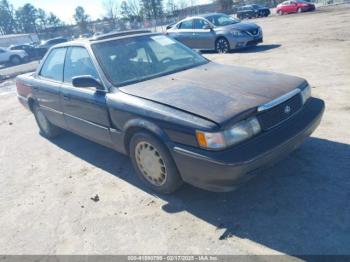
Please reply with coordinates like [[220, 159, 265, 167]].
[[72, 75, 104, 90], [203, 24, 213, 30]]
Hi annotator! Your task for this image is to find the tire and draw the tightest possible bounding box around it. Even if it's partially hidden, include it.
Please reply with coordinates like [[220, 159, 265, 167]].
[[297, 8, 302, 13], [33, 104, 61, 139], [215, 37, 230, 54], [278, 10, 284, 15], [10, 55, 21, 65], [129, 131, 183, 194]]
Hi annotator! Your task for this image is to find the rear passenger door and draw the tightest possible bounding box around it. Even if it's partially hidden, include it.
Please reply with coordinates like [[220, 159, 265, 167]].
[[35, 47, 67, 128], [60, 46, 112, 146]]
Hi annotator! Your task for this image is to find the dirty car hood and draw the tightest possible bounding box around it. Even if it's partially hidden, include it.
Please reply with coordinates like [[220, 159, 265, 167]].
[[120, 62, 307, 125]]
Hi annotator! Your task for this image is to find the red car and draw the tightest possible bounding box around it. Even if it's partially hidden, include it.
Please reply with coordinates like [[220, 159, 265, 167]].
[[277, 0, 316, 15]]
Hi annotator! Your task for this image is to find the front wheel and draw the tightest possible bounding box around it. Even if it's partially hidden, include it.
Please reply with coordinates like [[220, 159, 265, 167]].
[[33, 104, 61, 138], [10, 55, 21, 65], [297, 8, 302, 13], [215, 38, 230, 54], [129, 132, 183, 194]]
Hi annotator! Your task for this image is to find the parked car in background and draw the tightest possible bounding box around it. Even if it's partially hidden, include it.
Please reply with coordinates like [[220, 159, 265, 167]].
[[38, 37, 68, 51], [236, 4, 271, 19], [277, 0, 316, 15], [0, 47, 28, 65], [8, 44, 43, 60], [16, 30, 324, 193], [167, 13, 263, 53]]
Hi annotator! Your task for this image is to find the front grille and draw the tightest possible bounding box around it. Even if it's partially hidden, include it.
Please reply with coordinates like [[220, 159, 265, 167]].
[[257, 94, 303, 130], [247, 29, 259, 36]]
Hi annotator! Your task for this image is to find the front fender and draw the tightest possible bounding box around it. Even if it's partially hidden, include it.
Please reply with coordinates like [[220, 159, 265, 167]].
[[122, 118, 173, 155]]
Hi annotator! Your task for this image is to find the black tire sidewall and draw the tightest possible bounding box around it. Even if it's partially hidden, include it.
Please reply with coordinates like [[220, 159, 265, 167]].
[[10, 55, 21, 65], [129, 132, 183, 194], [33, 104, 60, 138], [215, 38, 230, 54]]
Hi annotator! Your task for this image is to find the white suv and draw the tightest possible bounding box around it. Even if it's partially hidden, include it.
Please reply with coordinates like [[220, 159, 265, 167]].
[[0, 47, 28, 65]]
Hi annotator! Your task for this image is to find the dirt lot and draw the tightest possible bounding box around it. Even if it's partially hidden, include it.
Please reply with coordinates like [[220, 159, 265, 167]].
[[0, 5, 349, 256]]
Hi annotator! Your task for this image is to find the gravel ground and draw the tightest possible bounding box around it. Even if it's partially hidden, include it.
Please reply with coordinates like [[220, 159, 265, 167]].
[[0, 5, 349, 256], [0, 61, 38, 81]]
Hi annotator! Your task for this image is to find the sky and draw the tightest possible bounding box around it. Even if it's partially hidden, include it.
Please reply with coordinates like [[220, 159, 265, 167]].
[[10, 0, 212, 24]]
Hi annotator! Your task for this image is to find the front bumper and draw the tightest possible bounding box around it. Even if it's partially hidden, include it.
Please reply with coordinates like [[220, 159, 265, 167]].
[[228, 33, 263, 49], [170, 97, 325, 192]]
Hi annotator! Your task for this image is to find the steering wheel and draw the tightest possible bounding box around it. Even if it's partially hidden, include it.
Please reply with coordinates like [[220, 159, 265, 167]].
[[160, 57, 174, 64]]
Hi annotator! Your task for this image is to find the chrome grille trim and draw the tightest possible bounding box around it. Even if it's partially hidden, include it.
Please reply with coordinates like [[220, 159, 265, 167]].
[[257, 89, 301, 112]]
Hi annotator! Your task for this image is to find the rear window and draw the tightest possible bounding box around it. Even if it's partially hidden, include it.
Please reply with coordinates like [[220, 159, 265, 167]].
[[39, 48, 67, 81]]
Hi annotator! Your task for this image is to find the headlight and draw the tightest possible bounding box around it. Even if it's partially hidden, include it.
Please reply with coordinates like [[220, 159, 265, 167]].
[[300, 84, 311, 104], [196, 117, 261, 150], [231, 30, 245, 37]]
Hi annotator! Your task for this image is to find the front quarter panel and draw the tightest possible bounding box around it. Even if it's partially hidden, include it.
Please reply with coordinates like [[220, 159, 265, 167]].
[[106, 91, 218, 153]]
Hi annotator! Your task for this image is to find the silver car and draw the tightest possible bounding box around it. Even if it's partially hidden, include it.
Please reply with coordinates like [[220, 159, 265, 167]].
[[166, 13, 263, 53]]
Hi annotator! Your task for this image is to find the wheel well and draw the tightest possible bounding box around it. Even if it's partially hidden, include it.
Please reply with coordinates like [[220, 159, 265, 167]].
[[215, 36, 228, 44], [10, 55, 20, 60], [123, 126, 169, 155], [215, 36, 230, 51], [28, 97, 35, 112]]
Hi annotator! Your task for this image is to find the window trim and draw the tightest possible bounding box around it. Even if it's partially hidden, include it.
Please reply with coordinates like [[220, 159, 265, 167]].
[[193, 18, 210, 30], [38, 47, 67, 83], [63, 46, 101, 85], [179, 19, 194, 30]]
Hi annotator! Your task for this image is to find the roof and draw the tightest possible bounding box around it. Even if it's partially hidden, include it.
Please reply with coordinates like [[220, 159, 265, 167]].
[[197, 12, 226, 18], [90, 30, 152, 42], [53, 30, 157, 48]]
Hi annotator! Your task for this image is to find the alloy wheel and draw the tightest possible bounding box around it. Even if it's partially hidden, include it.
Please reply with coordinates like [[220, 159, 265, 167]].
[[216, 39, 230, 53]]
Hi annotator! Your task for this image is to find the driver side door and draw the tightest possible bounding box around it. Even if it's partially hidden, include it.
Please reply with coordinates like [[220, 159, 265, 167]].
[[61, 46, 113, 146], [192, 19, 216, 50]]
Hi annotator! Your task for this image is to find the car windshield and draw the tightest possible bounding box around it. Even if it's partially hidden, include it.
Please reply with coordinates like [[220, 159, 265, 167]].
[[205, 14, 240, 27], [92, 35, 208, 86]]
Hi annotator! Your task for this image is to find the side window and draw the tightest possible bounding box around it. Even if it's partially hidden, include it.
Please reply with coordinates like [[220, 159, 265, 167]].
[[64, 47, 99, 83], [179, 20, 193, 29], [194, 19, 209, 29], [40, 48, 66, 81]]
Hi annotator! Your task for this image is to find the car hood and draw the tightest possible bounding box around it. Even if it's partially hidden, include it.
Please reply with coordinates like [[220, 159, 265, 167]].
[[9, 49, 26, 55], [216, 22, 259, 32], [119, 62, 307, 126]]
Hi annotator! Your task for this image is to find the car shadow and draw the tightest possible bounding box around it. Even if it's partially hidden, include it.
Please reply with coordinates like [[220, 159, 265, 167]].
[[200, 44, 281, 55], [51, 132, 350, 255], [236, 44, 282, 53]]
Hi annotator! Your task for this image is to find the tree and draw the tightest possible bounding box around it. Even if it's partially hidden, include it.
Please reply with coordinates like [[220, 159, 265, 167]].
[[120, 0, 142, 28], [103, 0, 119, 29], [47, 13, 63, 28], [74, 6, 90, 34], [0, 0, 17, 34], [166, 0, 178, 16], [37, 8, 48, 31], [16, 3, 38, 33], [140, 0, 164, 21]]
